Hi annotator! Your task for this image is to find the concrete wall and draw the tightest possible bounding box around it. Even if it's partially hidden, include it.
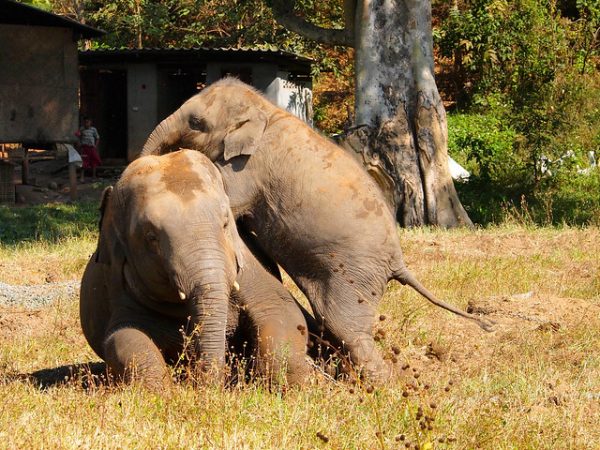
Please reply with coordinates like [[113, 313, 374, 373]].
[[265, 72, 313, 124], [0, 24, 79, 144], [207, 62, 313, 123], [126, 64, 157, 161]]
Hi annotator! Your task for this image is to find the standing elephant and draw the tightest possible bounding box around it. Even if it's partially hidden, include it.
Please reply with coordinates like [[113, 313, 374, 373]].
[[80, 150, 311, 389], [142, 78, 492, 383]]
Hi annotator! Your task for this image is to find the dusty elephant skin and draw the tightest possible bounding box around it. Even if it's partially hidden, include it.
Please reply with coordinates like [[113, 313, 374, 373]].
[[79, 150, 311, 390], [142, 78, 493, 383]]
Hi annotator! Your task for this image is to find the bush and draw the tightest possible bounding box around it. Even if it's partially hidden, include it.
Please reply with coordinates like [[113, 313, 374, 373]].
[[447, 108, 519, 182], [539, 168, 600, 225], [448, 110, 528, 224], [448, 80, 600, 226], [439, 0, 600, 225]]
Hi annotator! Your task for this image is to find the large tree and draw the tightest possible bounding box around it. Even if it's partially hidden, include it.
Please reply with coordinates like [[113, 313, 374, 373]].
[[268, 0, 472, 227]]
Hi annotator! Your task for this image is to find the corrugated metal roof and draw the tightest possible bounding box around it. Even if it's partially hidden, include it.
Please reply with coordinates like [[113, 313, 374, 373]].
[[0, 0, 105, 38], [79, 46, 314, 70]]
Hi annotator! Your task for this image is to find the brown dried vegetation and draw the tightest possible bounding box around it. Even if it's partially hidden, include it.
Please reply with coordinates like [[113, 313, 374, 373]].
[[0, 226, 598, 448]]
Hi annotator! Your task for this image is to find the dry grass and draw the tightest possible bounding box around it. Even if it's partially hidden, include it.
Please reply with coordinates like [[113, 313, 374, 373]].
[[0, 226, 599, 449], [0, 238, 95, 285]]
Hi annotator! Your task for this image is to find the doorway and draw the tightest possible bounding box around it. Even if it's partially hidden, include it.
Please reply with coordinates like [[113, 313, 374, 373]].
[[157, 65, 206, 121], [79, 68, 128, 164]]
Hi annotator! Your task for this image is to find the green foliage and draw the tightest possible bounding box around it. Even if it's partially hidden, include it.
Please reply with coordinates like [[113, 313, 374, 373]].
[[437, 0, 573, 104], [448, 108, 519, 182], [448, 110, 529, 224], [574, 0, 600, 75], [542, 169, 600, 225], [84, 0, 284, 49], [46, 0, 346, 71], [0, 202, 98, 245], [19, 0, 53, 10], [438, 0, 600, 225], [449, 82, 600, 226]]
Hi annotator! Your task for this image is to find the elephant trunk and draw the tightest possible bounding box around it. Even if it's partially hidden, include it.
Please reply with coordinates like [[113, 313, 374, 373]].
[[181, 254, 233, 373], [141, 110, 182, 157]]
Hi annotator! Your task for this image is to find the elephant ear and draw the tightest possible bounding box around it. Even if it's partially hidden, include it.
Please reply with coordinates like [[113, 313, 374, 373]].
[[223, 110, 267, 161], [226, 209, 245, 272], [96, 186, 125, 265]]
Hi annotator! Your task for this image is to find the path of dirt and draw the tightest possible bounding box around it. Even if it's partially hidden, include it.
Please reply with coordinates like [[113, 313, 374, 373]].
[[10, 149, 120, 205], [0, 280, 80, 309]]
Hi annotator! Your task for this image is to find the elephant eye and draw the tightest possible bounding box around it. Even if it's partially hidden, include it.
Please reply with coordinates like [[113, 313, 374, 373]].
[[145, 231, 159, 250], [189, 116, 210, 132]]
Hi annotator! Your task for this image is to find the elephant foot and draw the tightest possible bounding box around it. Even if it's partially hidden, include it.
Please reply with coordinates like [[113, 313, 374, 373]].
[[353, 358, 395, 385], [342, 335, 399, 385], [104, 327, 173, 391], [283, 356, 313, 387], [250, 349, 312, 387]]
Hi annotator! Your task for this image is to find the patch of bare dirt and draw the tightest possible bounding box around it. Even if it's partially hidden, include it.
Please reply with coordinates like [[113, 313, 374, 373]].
[[9, 149, 120, 206], [404, 293, 600, 375], [0, 307, 46, 339]]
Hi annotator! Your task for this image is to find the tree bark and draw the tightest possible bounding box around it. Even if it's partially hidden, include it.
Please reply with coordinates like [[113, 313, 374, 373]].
[[268, 0, 473, 227]]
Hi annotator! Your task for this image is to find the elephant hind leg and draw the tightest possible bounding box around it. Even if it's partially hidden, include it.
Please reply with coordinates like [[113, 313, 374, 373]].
[[311, 281, 393, 384], [104, 327, 172, 391]]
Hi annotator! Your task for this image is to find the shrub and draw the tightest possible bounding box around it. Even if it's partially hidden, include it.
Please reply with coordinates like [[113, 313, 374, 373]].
[[440, 0, 600, 225]]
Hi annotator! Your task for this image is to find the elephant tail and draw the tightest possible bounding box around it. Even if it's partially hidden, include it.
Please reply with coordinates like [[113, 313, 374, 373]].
[[391, 265, 494, 332]]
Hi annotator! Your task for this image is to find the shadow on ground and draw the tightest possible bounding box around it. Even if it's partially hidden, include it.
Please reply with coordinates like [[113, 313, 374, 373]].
[[20, 362, 108, 390]]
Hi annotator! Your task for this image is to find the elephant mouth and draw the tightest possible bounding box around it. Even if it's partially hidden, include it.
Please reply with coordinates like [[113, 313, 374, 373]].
[[159, 289, 189, 304], [124, 264, 189, 305], [155, 287, 189, 304]]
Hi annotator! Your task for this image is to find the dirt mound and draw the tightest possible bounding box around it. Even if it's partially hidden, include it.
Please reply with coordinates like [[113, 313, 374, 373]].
[[466, 293, 596, 332]]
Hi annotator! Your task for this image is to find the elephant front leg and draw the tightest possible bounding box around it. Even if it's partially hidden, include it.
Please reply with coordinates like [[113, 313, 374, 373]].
[[250, 304, 312, 386], [104, 327, 172, 391], [236, 260, 312, 386]]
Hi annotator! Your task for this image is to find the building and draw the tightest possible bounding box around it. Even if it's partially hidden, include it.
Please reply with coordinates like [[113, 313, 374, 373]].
[[79, 47, 313, 163], [0, 0, 104, 146]]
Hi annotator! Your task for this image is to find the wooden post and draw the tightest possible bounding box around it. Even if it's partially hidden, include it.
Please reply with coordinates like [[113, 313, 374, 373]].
[[21, 147, 29, 185], [68, 162, 78, 201]]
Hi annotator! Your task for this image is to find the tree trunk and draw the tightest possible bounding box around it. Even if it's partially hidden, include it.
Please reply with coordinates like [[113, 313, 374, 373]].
[[344, 0, 471, 227], [268, 0, 472, 227]]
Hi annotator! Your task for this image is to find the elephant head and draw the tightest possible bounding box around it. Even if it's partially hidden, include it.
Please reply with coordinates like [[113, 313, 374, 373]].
[[97, 150, 245, 369], [142, 78, 268, 162]]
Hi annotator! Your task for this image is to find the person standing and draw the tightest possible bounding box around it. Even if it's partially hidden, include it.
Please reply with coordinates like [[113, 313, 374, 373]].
[[76, 117, 101, 181]]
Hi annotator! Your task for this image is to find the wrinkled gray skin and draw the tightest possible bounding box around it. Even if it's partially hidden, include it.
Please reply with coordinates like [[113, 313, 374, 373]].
[[142, 78, 493, 383], [80, 150, 310, 389]]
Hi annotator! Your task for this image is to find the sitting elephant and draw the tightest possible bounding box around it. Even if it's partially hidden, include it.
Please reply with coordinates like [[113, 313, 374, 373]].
[[141, 78, 493, 383], [80, 150, 311, 389]]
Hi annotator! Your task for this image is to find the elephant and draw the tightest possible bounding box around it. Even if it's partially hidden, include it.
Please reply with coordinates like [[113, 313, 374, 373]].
[[141, 78, 493, 383], [79, 149, 311, 389]]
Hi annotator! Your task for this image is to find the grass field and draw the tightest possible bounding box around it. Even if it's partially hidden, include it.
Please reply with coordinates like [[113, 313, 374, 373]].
[[0, 205, 598, 449]]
